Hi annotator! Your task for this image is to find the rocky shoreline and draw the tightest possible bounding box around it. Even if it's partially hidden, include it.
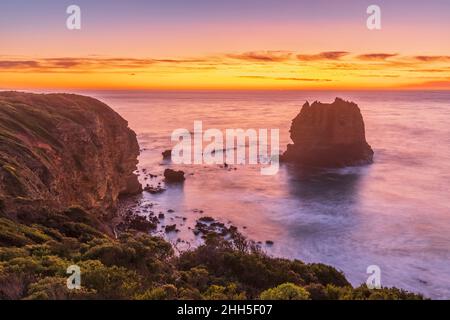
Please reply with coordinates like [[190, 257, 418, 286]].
[[0, 92, 423, 300]]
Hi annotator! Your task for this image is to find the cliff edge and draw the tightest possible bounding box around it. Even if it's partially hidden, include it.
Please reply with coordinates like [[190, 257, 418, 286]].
[[282, 98, 374, 167], [0, 91, 141, 217]]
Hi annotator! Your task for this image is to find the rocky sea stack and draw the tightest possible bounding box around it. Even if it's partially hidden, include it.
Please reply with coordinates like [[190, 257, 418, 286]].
[[0, 91, 141, 218], [282, 98, 374, 167]]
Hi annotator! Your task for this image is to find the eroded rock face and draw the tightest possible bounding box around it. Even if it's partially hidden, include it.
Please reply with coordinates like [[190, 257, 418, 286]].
[[282, 98, 374, 167], [0, 91, 141, 216]]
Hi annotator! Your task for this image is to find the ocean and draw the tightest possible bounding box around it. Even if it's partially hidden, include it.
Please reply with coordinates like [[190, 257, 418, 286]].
[[89, 90, 450, 299]]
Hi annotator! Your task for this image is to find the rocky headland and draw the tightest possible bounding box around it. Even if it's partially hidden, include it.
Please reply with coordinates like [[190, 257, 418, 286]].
[[282, 98, 374, 167], [0, 91, 141, 221]]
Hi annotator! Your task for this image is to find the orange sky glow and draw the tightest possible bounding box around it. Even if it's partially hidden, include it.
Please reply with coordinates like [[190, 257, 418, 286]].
[[2, 52, 450, 90], [1, 1, 449, 90]]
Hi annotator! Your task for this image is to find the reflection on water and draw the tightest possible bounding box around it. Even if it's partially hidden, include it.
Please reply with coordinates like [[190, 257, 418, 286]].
[[285, 165, 362, 204], [86, 90, 450, 299]]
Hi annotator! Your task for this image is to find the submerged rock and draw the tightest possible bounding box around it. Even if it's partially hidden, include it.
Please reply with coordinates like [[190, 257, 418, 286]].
[[143, 185, 165, 194], [165, 224, 177, 233], [281, 98, 374, 167], [164, 169, 185, 182]]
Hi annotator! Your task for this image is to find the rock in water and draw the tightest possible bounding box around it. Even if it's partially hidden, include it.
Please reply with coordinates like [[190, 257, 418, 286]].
[[162, 149, 172, 160], [282, 98, 374, 167], [164, 169, 185, 182], [0, 91, 142, 216]]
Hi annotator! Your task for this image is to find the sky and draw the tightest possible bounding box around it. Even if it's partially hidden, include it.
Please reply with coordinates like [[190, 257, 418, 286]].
[[1, 0, 450, 90]]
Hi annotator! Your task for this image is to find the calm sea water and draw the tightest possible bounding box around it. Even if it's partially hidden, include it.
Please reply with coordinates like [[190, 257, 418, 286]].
[[90, 90, 450, 299]]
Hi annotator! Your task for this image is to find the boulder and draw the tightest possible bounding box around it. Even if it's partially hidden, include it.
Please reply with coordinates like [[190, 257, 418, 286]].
[[281, 98, 374, 167], [162, 149, 172, 160], [165, 224, 177, 233]]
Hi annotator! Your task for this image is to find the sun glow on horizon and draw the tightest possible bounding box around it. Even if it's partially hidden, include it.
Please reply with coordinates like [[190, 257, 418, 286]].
[[2, 51, 450, 90], [1, 1, 449, 90]]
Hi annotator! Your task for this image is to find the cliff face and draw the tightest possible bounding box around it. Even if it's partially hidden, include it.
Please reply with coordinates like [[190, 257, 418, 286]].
[[0, 92, 141, 217], [282, 98, 374, 167]]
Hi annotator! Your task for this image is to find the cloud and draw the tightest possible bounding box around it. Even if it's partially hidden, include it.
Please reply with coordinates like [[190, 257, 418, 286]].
[[296, 51, 349, 61], [227, 51, 293, 62], [413, 55, 450, 62], [0, 57, 156, 72], [238, 75, 332, 82], [0, 56, 224, 73], [154, 58, 210, 64], [0, 60, 40, 69], [43, 58, 85, 68], [407, 68, 450, 73], [358, 74, 400, 78], [357, 53, 398, 61]]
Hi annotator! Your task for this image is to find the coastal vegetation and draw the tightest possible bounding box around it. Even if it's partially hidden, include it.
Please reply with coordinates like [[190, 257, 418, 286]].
[[0, 209, 424, 300]]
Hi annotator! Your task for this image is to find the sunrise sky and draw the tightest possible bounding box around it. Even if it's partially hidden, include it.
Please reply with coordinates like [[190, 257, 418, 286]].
[[1, 0, 450, 90]]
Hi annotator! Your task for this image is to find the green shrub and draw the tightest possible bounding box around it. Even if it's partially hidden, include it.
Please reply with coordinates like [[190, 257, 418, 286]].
[[0, 247, 28, 261], [177, 238, 346, 298], [307, 263, 350, 287], [25, 277, 95, 300], [58, 222, 104, 242], [351, 284, 424, 300], [304, 283, 328, 300], [78, 260, 141, 299], [137, 284, 177, 300], [203, 283, 246, 300], [82, 242, 136, 267], [179, 267, 210, 292], [0, 218, 50, 246], [260, 283, 310, 300]]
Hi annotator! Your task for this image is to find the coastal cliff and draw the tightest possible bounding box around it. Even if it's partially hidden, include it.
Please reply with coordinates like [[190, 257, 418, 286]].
[[282, 98, 374, 167], [0, 91, 141, 218]]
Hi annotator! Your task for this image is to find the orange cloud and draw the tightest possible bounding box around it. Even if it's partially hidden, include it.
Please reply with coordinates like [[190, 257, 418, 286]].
[[0, 60, 40, 69], [296, 51, 349, 61], [238, 75, 332, 82], [357, 53, 398, 61], [414, 55, 450, 62], [0, 57, 155, 72], [226, 51, 293, 62]]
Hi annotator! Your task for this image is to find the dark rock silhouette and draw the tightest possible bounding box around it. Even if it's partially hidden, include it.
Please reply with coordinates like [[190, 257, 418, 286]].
[[162, 149, 171, 160], [165, 224, 177, 232], [282, 98, 373, 167], [164, 169, 185, 182], [143, 185, 165, 194]]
